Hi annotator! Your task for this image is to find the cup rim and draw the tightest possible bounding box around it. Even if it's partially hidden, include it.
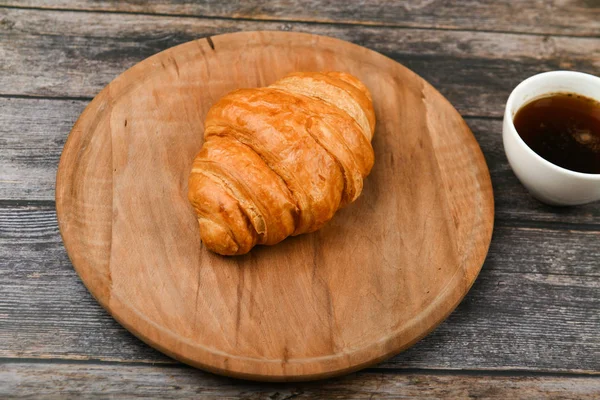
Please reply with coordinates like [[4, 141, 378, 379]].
[[505, 70, 600, 180]]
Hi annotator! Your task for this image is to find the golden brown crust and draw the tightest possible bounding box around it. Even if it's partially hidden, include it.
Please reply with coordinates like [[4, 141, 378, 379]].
[[273, 71, 376, 139], [188, 71, 376, 255], [192, 135, 297, 246], [204, 88, 345, 235]]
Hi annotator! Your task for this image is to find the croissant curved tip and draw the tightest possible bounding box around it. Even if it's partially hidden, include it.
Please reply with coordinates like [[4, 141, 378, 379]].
[[197, 217, 240, 255]]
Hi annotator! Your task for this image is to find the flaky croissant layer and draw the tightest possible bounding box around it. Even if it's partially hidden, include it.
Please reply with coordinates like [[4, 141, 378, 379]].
[[188, 71, 376, 255]]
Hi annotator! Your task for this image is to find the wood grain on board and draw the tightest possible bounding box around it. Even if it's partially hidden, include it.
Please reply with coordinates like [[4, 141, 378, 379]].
[[1, 8, 599, 118], [1, 0, 599, 36], [54, 31, 493, 380], [1, 363, 599, 399]]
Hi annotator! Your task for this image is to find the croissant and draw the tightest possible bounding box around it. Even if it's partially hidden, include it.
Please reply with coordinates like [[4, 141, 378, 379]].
[[188, 71, 376, 255]]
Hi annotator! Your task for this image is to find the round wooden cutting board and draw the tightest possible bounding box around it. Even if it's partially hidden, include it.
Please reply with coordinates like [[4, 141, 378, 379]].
[[56, 31, 494, 381]]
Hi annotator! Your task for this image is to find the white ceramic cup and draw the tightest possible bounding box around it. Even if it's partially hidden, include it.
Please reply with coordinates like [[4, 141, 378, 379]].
[[503, 71, 600, 206]]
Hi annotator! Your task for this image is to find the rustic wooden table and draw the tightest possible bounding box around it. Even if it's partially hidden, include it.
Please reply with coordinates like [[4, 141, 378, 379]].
[[1, 1, 599, 398]]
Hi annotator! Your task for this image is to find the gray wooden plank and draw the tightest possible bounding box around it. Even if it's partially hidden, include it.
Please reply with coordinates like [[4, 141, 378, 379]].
[[0, 98, 83, 201], [1, 204, 599, 372], [1, 0, 599, 37], [1, 362, 599, 399], [1, 8, 599, 118], [2, 204, 600, 277], [4, 97, 600, 228]]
